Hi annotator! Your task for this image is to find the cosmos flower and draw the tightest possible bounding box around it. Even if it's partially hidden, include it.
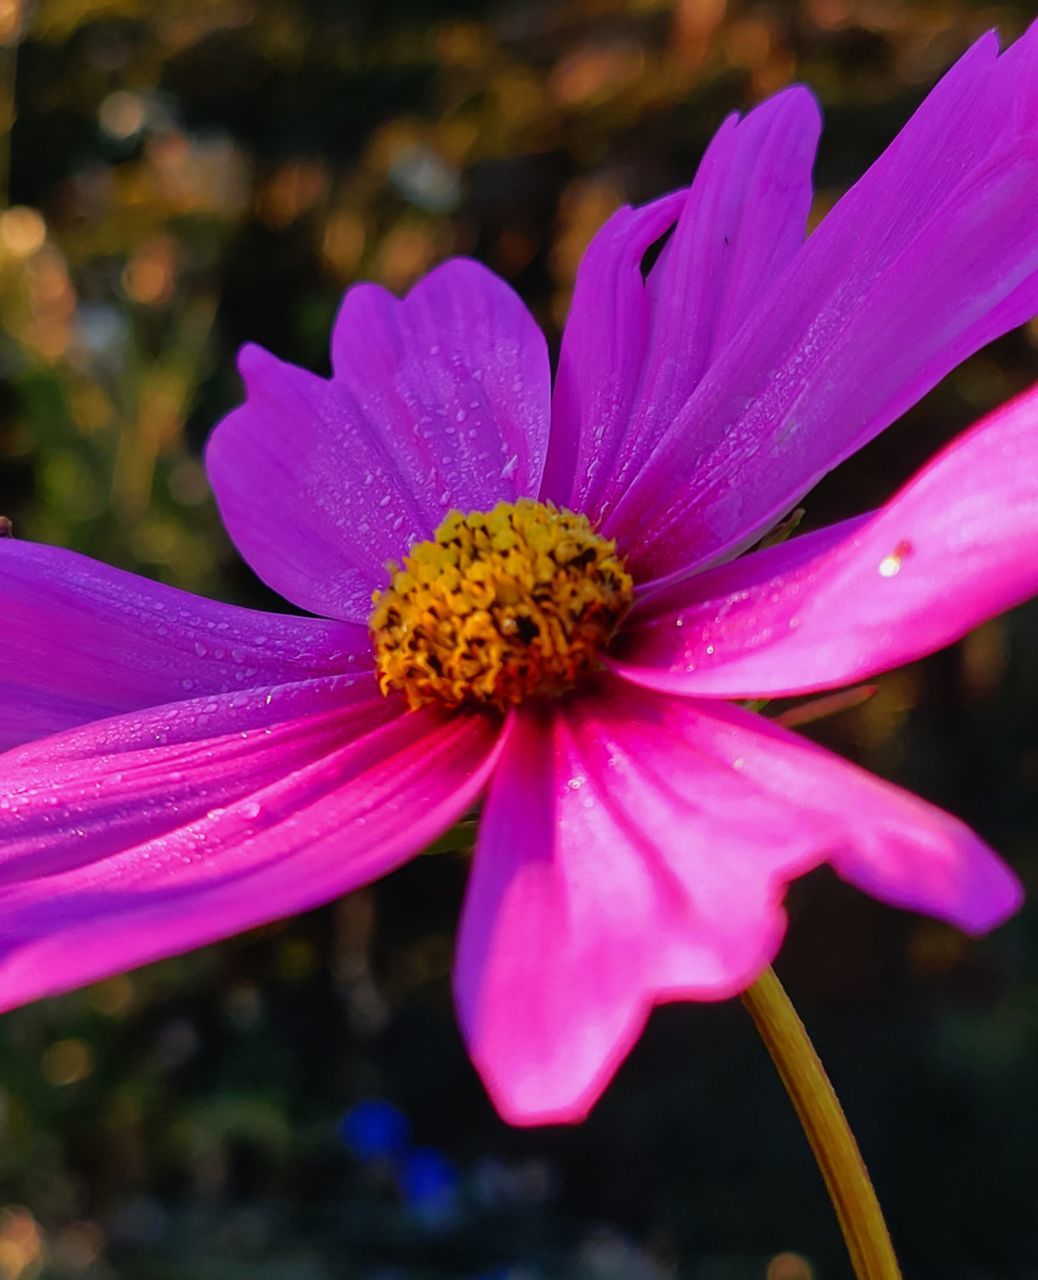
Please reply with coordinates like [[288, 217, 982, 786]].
[[2, 26, 1038, 1125]]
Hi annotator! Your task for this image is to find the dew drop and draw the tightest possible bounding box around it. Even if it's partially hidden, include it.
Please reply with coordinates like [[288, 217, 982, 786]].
[[878, 539, 913, 578]]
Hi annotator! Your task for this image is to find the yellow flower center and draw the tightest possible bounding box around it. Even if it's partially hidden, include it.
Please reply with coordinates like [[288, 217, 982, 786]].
[[370, 499, 633, 712]]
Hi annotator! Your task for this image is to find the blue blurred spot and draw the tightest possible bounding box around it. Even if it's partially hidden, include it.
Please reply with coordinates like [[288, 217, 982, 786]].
[[399, 1146, 459, 1210], [339, 1098, 410, 1160]]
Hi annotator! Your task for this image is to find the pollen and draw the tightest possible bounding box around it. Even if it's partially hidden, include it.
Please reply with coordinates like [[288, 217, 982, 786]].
[[370, 499, 633, 712]]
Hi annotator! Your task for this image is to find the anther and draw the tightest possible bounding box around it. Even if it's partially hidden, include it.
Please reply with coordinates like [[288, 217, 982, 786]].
[[370, 500, 633, 712]]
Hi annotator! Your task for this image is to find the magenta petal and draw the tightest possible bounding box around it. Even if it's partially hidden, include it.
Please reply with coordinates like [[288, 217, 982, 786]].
[[543, 88, 819, 519], [612, 383, 1038, 698], [0, 678, 502, 1007], [678, 698, 1022, 936], [608, 24, 1038, 579], [0, 539, 367, 752], [207, 259, 551, 623], [455, 678, 1020, 1124], [454, 683, 824, 1126]]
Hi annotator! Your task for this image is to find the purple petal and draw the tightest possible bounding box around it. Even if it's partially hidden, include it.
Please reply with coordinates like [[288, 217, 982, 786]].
[[539, 191, 686, 506], [0, 539, 367, 752], [612, 383, 1038, 698], [207, 260, 551, 623], [542, 89, 820, 516], [454, 683, 819, 1126], [0, 677, 502, 1008], [455, 676, 1019, 1123], [606, 23, 1038, 580]]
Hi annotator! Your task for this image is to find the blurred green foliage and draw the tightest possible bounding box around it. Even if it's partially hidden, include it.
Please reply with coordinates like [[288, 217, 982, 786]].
[[0, 0, 1037, 1277]]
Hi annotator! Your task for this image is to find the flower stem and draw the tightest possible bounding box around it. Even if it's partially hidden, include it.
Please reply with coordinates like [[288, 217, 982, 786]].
[[740, 966, 902, 1279]]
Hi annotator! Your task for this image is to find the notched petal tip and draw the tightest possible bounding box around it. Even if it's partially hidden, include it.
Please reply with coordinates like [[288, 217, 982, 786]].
[[235, 340, 281, 383], [745, 82, 823, 133], [464, 896, 786, 1128], [211, 253, 554, 624], [471, 1016, 648, 1127], [895, 838, 1026, 939], [965, 867, 1025, 937], [408, 254, 511, 294]]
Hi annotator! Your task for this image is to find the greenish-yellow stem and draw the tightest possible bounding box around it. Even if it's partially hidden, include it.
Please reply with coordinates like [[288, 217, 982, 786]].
[[741, 966, 902, 1280]]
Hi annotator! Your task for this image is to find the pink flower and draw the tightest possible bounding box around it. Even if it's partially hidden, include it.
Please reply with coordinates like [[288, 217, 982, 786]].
[[2, 26, 1038, 1125]]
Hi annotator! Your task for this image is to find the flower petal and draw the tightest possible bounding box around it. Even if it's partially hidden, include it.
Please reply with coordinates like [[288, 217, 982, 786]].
[[538, 190, 686, 506], [455, 678, 1019, 1124], [607, 24, 1038, 579], [207, 259, 551, 623], [0, 539, 367, 752], [0, 677, 502, 1008], [454, 682, 821, 1126], [542, 88, 820, 517], [683, 698, 1022, 936], [612, 383, 1038, 698]]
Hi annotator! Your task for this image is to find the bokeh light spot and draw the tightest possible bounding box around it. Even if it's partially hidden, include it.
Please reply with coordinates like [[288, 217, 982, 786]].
[[0, 207, 45, 258], [41, 1039, 94, 1087], [339, 1098, 410, 1161], [98, 90, 147, 140], [767, 1252, 814, 1280]]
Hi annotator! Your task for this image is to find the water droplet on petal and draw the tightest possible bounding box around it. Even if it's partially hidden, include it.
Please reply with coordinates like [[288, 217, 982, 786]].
[[878, 539, 913, 578]]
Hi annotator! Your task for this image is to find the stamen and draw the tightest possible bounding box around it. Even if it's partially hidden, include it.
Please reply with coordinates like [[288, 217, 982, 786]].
[[370, 499, 633, 712]]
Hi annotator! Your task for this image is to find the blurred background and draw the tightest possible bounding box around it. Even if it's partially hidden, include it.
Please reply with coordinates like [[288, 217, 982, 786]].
[[0, 0, 1036, 1276]]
